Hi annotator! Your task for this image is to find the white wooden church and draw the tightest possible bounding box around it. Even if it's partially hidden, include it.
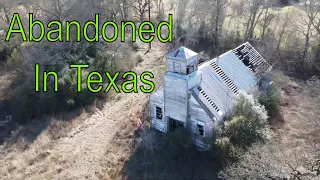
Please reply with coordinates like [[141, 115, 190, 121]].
[[149, 42, 272, 147]]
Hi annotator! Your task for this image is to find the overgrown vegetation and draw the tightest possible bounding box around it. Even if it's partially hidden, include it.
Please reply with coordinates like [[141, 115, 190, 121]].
[[132, 93, 270, 178], [259, 87, 282, 117], [225, 94, 269, 147], [6, 41, 126, 122]]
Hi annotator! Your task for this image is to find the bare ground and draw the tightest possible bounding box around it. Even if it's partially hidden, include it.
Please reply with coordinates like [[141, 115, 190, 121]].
[[0, 42, 167, 180]]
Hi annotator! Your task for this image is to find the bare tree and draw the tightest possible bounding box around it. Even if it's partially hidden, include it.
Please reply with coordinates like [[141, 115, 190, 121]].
[[116, 0, 130, 20], [259, 0, 277, 40], [308, 0, 320, 71], [244, 0, 265, 40], [131, 0, 150, 21], [211, 0, 228, 55], [291, 0, 319, 69], [276, 11, 291, 51], [154, 0, 164, 21], [29, 0, 78, 22]]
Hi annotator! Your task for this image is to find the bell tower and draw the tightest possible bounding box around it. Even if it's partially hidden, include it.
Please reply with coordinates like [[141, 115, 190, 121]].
[[164, 47, 202, 132], [167, 47, 199, 75]]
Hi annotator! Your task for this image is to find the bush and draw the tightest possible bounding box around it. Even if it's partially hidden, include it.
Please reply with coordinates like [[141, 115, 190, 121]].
[[7, 42, 109, 123], [138, 128, 159, 154], [225, 93, 268, 147], [211, 137, 238, 161], [259, 88, 282, 117]]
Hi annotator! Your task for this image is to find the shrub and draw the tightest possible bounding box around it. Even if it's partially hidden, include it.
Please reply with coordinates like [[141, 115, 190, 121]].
[[225, 93, 268, 147], [211, 137, 238, 161], [7, 42, 110, 123], [138, 128, 159, 154], [259, 88, 282, 117]]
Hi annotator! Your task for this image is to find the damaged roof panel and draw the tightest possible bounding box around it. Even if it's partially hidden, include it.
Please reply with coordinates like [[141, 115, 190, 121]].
[[232, 42, 272, 76], [215, 51, 258, 93]]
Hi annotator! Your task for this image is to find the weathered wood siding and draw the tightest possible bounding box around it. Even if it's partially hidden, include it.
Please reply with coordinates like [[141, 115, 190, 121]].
[[187, 72, 202, 90], [164, 75, 188, 123], [168, 57, 187, 75], [188, 95, 215, 139], [150, 89, 166, 133]]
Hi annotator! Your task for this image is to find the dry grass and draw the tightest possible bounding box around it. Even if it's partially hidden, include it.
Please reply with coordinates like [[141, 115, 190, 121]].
[[0, 42, 167, 180], [222, 71, 320, 179]]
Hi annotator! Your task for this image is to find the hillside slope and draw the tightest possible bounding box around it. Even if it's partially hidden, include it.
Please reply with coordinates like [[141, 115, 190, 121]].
[[0, 43, 167, 180]]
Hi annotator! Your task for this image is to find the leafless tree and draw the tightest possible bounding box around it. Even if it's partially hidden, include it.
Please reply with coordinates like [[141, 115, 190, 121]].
[[211, 0, 228, 55], [131, 0, 150, 21], [115, 0, 130, 20], [259, 0, 277, 40], [291, 0, 319, 69], [244, 0, 265, 40], [154, 0, 164, 21]]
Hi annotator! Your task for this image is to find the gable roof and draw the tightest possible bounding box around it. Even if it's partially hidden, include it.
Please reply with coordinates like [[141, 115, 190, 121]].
[[232, 42, 272, 76], [193, 42, 272, 120], [168, 47, 198, 60]]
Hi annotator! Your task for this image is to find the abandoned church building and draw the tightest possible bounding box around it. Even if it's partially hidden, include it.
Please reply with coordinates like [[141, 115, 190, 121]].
[[149, 42, 272, 147]]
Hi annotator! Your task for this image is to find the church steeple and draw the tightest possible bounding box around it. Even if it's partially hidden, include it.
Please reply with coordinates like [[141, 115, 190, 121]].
[[167, 47, 199, 75]]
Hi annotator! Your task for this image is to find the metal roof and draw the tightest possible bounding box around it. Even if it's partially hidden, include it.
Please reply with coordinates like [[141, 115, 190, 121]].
[[196, 63, 236, 119], [168, 47, 198, 60], [232, 42, 272, 76], [194, 42, 272, 119]]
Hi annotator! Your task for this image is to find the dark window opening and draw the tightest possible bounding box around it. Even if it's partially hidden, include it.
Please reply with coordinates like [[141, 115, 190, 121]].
[[187, 64, 194, 75], [156, 106, 162, 120], [169, 117, 184, 131], [197, 124, 204, 137]]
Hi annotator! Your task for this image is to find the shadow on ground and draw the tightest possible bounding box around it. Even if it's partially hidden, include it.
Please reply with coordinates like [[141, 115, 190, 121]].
[[121, 129, 222, 180], [0, 90, 106, 146]]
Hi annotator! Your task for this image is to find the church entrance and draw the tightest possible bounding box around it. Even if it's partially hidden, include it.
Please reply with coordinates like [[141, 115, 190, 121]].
[[168, 117, 184, 132]]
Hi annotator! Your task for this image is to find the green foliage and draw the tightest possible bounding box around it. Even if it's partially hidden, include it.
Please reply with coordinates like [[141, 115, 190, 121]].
[[225, 94, 268, 147], [7, 42, 109, 123], [210, 137, 238, 161], [90, 51, 116, 74], [259, 88, 282, 117], [259, 88, 282, 116]]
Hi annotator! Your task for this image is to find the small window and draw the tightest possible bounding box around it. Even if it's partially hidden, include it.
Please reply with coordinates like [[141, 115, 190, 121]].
[[197, 122, 205, 137], [187, 64, 194, 75], [156, 106, 163, 120]]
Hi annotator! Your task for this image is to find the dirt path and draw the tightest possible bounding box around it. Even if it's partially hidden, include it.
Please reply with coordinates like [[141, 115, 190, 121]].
[[0, 43, 167, 180]]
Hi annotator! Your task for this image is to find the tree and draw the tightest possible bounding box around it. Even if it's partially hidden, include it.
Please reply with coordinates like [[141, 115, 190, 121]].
[[131, 0, 150, 21], [211, 0, 229, 55], [291, 0, 319, 69], [244, 0, 265, 40], [259, 0, 277, 40]]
